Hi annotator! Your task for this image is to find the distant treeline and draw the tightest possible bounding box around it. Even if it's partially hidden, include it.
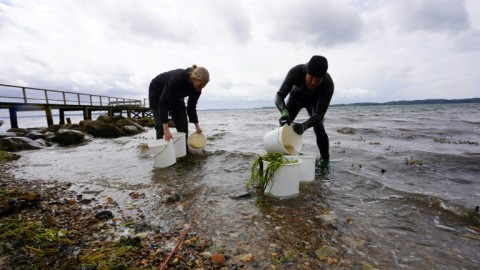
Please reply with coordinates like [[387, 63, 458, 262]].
[[332, 98, 480, 107]]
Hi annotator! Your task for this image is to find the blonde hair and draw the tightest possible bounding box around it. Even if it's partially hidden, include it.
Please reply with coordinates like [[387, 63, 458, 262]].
[[190, 65, 209, 82]]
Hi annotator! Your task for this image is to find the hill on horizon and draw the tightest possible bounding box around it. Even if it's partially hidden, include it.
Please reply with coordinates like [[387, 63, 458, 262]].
[[331, 97, 480, 107]]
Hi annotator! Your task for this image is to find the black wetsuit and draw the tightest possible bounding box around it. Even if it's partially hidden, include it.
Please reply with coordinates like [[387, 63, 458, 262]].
[[274, 64, 334, 160], [148, 68, 201, 139]]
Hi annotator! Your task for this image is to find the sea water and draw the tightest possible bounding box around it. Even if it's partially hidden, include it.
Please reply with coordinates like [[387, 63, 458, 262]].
[[1, 103, 479, 268]]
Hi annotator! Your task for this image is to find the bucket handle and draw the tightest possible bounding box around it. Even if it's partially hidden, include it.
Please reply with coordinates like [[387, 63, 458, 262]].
[[151, 143, 170, 158], [276, 127, 283, 145]]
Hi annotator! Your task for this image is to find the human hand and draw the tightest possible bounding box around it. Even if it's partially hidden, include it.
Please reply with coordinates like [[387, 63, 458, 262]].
[[292, 123, 305, 135], [194, 123, 202, 134], [279, 109, 292, 126], [164, 130, 173, 142]]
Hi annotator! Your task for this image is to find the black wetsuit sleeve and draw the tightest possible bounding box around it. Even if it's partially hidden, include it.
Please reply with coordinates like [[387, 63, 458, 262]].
[[275, 67, 301, 112], [304, 74, 334, 129], [186, 91, 201, 123]]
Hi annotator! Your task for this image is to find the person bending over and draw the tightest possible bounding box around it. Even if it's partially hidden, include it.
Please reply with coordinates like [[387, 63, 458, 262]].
[[274, 55, 334, 170], [148, 65, 209, 143]]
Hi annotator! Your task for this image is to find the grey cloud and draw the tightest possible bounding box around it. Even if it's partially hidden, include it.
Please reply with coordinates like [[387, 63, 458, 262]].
[[212, 0, 252, 44], [265, 0, 362, 47], [397, 0, 470, 33], [115, 8, 195, 43], [453, 29, 480, 51], [72, 2, 196, 44]]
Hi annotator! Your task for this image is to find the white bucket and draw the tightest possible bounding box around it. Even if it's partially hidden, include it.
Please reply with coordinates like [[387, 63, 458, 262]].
[[263, 157, 302, 198], [187, 132, 207, 154], [287, 155, 316, 182], [148, 139, 176, 168], [263, 124, 303, 155], [171, 132, 187, 158]]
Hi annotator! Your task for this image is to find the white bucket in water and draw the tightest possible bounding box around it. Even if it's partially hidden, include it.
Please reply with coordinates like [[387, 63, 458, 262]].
[[263, 124, 303, 155], [171, 132, 186, 158], [148, 139, 176, 168], [287, 155, 316, 182], [263, 157, 302, 198], [187, 132, 207, 154]]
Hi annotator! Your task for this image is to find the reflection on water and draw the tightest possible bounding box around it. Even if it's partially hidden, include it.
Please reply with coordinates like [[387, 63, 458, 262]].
[[7, 104, 480, 268]]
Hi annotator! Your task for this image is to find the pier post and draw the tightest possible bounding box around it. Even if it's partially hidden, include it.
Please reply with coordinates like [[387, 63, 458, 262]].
[[86, 108, 92, 120], [45, 105, 54, 126], [83, 108, 89, 120], [59, 109, 65, 125], [9, 107, 18, 129]]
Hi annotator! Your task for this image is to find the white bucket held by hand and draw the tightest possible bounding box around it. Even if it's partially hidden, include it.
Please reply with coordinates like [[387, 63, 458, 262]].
[[171, 132, 186, 158], [188, 132, 207, 154], [263, 157, 302, 198], [264, 124, 303, 155], [148, 139, 176, 168]]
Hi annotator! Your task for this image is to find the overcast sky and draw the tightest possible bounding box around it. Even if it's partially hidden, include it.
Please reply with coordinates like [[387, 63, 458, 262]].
[[1, 0, 479, 109]]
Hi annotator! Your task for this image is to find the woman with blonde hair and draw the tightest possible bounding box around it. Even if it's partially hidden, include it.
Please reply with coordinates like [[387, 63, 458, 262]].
[[148, 65, 209, 145]]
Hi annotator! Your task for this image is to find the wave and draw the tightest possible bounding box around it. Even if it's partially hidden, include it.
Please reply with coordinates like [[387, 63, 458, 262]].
[[379, 186, 480, 227]]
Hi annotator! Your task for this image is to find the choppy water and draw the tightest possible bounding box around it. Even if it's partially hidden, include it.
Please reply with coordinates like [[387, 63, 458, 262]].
[[2, 103, 480, 269]]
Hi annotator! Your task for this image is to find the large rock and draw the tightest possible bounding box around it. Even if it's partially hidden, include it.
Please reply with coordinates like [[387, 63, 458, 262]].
[[122, 125, 140, 135], [25, 131, 45, 140], [81, 120, 124, 138], [0, 137, 45, 152], [56, 129, 85, 146], [7, 128, 30, 137], [115, 119, 143, 131], [114, 119, 144, 135], [96, 115, 125, 123], [44, 131, 57, 142], [135, 117, 155, 127], [44, 124, 62, 133], [0, 132, 17, 139]]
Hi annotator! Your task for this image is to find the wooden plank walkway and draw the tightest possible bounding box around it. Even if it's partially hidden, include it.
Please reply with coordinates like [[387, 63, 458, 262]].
[[0, 83, 152, 128]]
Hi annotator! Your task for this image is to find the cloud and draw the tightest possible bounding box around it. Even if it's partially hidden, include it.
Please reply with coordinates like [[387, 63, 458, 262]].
[[453, 29, 480, 51], [210, 0, 252, 44], [396, 0, 470, 33], [0, 0, 479, 110], [265, 0, 363, 47]]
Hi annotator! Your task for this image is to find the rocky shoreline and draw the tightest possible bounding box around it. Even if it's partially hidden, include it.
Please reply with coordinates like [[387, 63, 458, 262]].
[[0, 153, 361, 269], [0, 112, 226, 269], [0, 158, 221, 269]]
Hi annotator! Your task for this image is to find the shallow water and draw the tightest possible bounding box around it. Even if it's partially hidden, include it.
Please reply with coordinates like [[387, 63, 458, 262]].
[[3, 104, 480, 268]]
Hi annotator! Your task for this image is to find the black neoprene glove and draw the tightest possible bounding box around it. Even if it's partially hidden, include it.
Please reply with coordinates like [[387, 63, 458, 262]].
[[279, 109, 292, 126], [292, 122, 305, 135]]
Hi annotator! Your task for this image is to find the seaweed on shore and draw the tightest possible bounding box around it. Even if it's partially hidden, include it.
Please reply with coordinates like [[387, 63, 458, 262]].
[[0, 150, 20, 163], [0, 168, 216, 269]]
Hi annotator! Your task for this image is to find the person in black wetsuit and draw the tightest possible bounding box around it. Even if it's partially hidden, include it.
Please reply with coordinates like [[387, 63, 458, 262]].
[[274, 55, 334, 170], [148, 65, 209, 143]]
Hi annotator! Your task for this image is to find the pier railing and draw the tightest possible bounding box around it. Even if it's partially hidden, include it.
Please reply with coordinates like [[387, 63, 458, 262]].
[[0, 83, 143, 107], [0, 83, 151, 128]]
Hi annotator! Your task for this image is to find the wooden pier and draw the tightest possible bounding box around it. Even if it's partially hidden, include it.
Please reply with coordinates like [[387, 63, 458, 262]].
[[0, 83, 152, 128]]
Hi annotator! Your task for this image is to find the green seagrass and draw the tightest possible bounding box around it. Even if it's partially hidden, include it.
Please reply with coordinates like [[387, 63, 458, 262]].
[[246, 152, 297, 195]]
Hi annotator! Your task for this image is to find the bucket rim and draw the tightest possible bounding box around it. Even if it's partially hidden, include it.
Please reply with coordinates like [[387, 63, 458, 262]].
[[263, 159, 302, 166], [188, 132, 207, 149], [171, 132, 186, 137], [148, 139, 170, 147]]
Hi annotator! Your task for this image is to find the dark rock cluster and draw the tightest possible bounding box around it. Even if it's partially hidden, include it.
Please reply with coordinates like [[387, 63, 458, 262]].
[[0, 115, 155, 152]]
